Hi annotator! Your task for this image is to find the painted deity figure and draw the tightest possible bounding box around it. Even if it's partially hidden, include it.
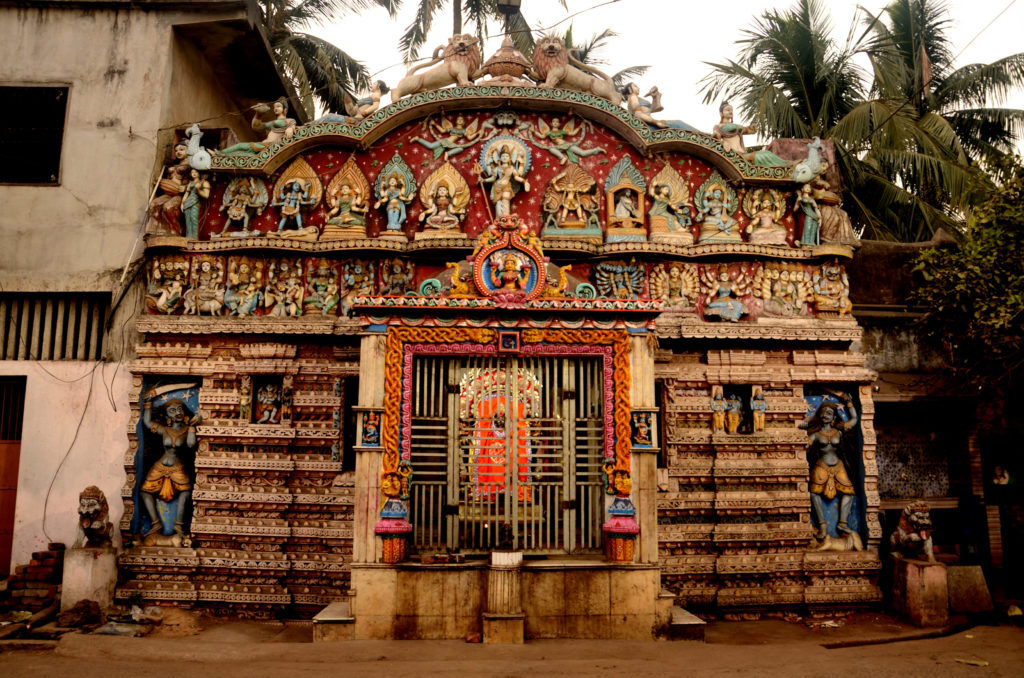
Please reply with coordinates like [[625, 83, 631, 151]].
[[621, 83, 696, 130], [325, 183, 368, 228], [265, 263, 303, 317], [420, 185, 463, 230], [813, 261, 853, 315], [712, 101, 789, 167], [726, 395, 743, 434], [140, 392, 199, 538], [148, 142, 190, 234], [751, 391, 768, 432], [192, 260, 224, 315], [649, 183, 692, 235], [217, 177, 267, 236], [745, 190, 788, 245], [524, 116, 606, 164], [147, 260, 187, 314], [224, 261, 262, 316], [346, 80, 389, 120], [711, 391, 727, 433], [272, 180, 315, 233], [181, 169, 210, 239], [219, 98, 296, 156], [412, 114, 491, 158], [702, 267, 748, 322], [375, 173, 413, 231], [476, 144, 530, 217], [490, 253, 528, 291], [304, 262, 339, 316], [697, 187, 740, 242], [797, 183, 822, 246], [256, 383, 281, 424], [613, 191, 639, 222], [800, 394, 861, 542]]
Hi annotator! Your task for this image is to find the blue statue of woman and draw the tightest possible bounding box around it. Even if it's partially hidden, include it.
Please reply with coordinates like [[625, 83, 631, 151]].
[[375, 173, 413, 231], [797, 184, 822, 246]]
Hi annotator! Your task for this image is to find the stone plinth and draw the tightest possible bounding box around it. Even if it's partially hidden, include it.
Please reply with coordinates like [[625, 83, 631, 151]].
[[484, 551, 524, 644], [313, 601, 355, 642], [61, 547, 117, 612], [891, 556, 948, 627], [947, 565, 993, 614]]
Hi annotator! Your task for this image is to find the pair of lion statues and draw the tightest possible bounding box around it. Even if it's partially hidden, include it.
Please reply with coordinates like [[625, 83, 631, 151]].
[[390, 34, 621, 105]]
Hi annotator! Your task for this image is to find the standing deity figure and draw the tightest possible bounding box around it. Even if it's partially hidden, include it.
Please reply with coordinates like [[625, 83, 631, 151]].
[[148, 141, 190, 234], [375, 173, 414, 231], [219, 98, 296, 156], [475, 140, 531, 217], [796, 183, 822, 246], [710, 390, 727, 433], [272, 180, 316, 233], [140, 392, 199, 539], [726, 395, 743, 434], [800, 393, 861, 544], [217, 177, 268, 237], [181, 169, 210, 240], [751, 391, 768, 432]]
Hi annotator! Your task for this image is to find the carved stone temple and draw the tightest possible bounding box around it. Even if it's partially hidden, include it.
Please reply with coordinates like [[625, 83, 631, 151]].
[[7, 0, 995, 641]]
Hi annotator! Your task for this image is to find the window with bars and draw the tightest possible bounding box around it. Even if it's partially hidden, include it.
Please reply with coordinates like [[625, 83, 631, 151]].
[[0, 293, 108, 360], [408, 355, 606, 555]]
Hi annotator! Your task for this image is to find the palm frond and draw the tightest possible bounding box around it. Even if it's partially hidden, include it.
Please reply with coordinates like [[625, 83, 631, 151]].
[[282, 32, 372, 115], [284, 0, 401, 26], [399, 0, 447, 63], [935, 54, 1024, 109], [501, 9, 536, 59], [611, 66, 650, 90]]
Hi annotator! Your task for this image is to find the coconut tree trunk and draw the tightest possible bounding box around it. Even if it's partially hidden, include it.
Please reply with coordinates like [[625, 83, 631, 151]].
[[453, 0, 462, 34]]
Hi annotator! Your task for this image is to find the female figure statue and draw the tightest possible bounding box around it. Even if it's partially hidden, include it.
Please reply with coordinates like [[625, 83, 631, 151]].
[[148, 142, 190, 233], [800, 394, 860, 540], [325, 183, 368, 228], [219, 99, 296, 156], [420, 185, 462, 230], [140, 392, 199, 538], [181, 169, 210, 239], [726, 394, 743, 434], [621, 83, 697, 130], [751, 392, 768, 432], [704, 269, 746, 322], [713, 101, 790, 167], [796, 184, 821, 246], [696, 188, 740, 242], [375, 174, 413, 231], [649, 183, 692, 234], [477, 145, 530, 217], [711, 391, 727, 433]]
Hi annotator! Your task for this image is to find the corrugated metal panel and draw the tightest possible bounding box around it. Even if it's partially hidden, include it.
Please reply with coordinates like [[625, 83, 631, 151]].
[[0, 294, 107, 361]]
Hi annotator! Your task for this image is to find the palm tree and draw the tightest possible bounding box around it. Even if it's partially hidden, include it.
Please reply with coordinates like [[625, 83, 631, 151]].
[[699, 0, 1024, 241], [397, 0, 565, 63], [557, 26, 650, 89], [259, 0, 399, 118]]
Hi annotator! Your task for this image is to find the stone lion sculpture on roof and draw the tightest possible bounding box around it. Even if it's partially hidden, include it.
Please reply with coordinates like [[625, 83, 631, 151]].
[[531, 36, 622, 106]]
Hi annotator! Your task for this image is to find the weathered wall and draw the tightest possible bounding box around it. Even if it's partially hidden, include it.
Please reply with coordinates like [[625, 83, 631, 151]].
[[0, 361, 131, 571], [0, 4, 253, 292]]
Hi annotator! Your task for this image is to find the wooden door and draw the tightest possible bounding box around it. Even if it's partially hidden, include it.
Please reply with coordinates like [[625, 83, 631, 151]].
[[0, 377, 26, 576]]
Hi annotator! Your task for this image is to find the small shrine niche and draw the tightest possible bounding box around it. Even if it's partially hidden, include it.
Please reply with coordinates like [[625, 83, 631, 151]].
[[253, 376, 285, 424], [604, 157, 646, 242]]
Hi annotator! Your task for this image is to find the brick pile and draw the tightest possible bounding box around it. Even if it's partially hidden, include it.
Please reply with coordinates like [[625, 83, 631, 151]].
[[1, 543, 65, 612]]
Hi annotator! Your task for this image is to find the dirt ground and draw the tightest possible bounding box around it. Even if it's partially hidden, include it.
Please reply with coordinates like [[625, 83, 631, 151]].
[[1, 613, 1022, 678]]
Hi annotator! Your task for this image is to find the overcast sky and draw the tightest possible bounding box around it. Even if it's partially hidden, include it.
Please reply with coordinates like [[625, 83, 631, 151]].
[[311, 0, 1024, 144]]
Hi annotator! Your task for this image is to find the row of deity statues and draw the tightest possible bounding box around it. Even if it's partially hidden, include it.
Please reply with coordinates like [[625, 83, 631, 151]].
[[710, 386, 769, 435], [152, 76, 856, 248], [145, 255, 415, 317]]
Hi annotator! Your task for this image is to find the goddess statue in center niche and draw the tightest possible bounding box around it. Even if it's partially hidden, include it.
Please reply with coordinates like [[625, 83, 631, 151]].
[[474, 137, 532, 218]]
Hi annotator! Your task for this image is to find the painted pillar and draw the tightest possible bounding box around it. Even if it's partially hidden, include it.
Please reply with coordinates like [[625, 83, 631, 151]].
[[629, 333, 658, 564], [353, 332, 386, 564]]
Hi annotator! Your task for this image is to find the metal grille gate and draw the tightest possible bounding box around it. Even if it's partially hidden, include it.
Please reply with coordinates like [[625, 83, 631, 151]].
[[409, 355, 604, 554]]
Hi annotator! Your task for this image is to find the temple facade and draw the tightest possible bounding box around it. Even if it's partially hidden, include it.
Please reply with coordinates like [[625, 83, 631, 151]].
[[115, 31, 884, 638]]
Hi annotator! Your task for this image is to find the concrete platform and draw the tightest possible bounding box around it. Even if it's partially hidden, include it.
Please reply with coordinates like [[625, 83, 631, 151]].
[[669, 606, 706, 642]]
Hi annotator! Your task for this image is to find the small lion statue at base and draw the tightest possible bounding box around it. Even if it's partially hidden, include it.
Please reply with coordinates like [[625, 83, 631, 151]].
[[76, 485, 112, 548], [890, 500, 935, 562]]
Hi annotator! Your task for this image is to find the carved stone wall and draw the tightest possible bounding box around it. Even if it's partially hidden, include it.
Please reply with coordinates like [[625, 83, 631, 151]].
[[655, 348, 881, 616], [117, 341, 359, 617]]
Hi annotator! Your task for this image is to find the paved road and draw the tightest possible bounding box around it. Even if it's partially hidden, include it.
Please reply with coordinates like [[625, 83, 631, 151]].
[[1, 620, 1022, 677]]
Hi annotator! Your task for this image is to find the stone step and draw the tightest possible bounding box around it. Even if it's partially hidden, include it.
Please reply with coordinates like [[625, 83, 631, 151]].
[[312, 600, 354, 642], [669, 605, 706, 642]]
